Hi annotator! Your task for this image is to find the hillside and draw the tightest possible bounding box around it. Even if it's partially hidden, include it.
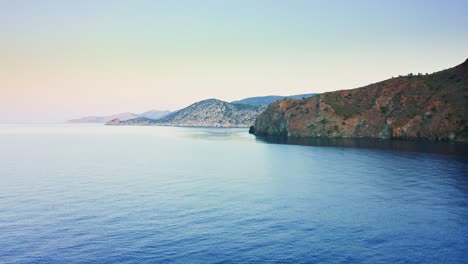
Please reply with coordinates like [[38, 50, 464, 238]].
[[252, 59, 468, 142], [108, 99, 266, 127], [232, 93, 316, 106], [68, 110, 170, 123]]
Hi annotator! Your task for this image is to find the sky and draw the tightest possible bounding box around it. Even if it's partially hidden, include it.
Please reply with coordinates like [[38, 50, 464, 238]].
[[1, 0, 467, 123]]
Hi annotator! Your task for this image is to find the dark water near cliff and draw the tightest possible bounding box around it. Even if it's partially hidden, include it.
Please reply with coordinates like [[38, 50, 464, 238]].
[[0, 124, 467, 263]]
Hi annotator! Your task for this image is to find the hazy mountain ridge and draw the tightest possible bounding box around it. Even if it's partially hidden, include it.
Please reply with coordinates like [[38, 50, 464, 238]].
[[68, 112, 139, 123], [140, 110, 172, 120], [108, 99, 267, 127], [232, 94, 316, 106], [252, 59, 468, 142], [68, 110, 171, 123]]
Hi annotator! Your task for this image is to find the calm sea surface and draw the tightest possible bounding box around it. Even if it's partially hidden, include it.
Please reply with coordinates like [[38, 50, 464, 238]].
[[0, 124, 467, 264]]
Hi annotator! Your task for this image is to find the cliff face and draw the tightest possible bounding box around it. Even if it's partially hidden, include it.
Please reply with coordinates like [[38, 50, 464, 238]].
[[109, 99, 266, 127], [254, 59, 468, 142]]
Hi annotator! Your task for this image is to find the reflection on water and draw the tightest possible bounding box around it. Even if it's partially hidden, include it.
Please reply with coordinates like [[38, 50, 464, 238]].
[[180, 127, 248, 141], [256, 135, 468, 157]]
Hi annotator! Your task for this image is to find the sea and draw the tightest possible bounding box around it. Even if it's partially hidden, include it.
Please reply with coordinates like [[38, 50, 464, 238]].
[[0, 124, 467, 263]]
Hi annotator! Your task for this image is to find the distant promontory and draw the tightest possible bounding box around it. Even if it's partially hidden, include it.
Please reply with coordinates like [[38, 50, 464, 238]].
[[105, 94, 315, 128]]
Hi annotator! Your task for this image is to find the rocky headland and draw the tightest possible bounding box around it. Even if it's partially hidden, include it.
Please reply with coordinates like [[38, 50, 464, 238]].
[[252, 59, 468, 142]]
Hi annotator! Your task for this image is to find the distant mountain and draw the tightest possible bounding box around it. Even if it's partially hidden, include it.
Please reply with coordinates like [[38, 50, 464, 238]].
[[232, 93, 316, 106], [68, 112, 139, 123], [253, 59, 468, 142], [107, 99, 266, 127], [68, 110, 170, 123], [140, 110, 171, 120]]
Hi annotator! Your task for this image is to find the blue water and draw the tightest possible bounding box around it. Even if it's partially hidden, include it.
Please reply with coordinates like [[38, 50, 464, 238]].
[[0, 124, 467, 263]]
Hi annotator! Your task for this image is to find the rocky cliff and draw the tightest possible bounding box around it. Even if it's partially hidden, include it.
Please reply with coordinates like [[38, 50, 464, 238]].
[[108, 99, 266, 127], [253, 59, 468, 142]]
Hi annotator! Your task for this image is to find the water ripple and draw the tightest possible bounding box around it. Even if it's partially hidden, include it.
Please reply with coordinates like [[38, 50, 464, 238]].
[[0, 125, 467, 263]]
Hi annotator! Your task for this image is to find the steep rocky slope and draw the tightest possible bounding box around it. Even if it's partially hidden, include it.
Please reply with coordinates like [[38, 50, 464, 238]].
[[253, 59, 468, 142], [108, 99, 266, 127]]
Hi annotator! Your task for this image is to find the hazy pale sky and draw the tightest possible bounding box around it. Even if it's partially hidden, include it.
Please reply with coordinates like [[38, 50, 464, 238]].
[[1, 0, 467, 122]]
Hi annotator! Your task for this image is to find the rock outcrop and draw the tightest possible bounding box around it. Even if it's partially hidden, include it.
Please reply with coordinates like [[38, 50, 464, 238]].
[[253, 59, 468, 142], [105, 118, 122, 125]]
